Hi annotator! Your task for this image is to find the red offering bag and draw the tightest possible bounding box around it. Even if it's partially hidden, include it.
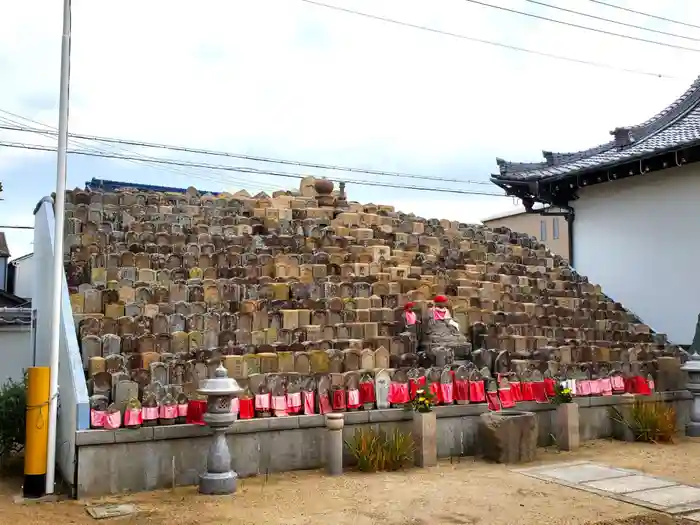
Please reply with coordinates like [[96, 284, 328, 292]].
[[532, 381, 548, 403], [239, 398, 254, 419], [347, 388, 361, 410], [104, 410, 121, 430], [90, 409, 106, 429], [611, 374, 625, 393], [487, 390, 501, 411], [303, 391, 315, 415], [498, 387, 515, 409], [509, 381, 523, 402], [429, 382, 441, 404], [186, 399, 207, 425], [359, 382, 375, 405], [440, 382, 454, 405], [332, 389, 346, 411], [286, 392, 302, 414], [469, 380, 486, 403], [544, 378, 556, 397], [319, 393, 332, 415], [634, 375, 652, 396], [521, 382, 535, 402], [454, 379, 469, 403]]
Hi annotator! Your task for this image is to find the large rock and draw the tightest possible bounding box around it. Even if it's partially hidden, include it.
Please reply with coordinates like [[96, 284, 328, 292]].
[[477, 411, 537, 464]]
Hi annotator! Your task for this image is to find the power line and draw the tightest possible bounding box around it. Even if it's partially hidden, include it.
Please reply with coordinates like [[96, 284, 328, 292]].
[[524, 0, 700, 43], [298, 0, 680, 79], [462, 0, 700, 53], [588, 0, 700, 31], [0, 109, 493, 187], [0, 140, 510, 198], [0, 112, 281, 193]]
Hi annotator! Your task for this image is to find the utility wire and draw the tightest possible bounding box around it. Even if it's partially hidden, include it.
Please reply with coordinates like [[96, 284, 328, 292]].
[[524, 0, 700, 43], [588, 0, 700, 31], [298, 0, 680, 79], [0, 140, 510, 198], [0, 111, 493, 186], [462, 0, 700, 53], [0, 112, 283, 193]]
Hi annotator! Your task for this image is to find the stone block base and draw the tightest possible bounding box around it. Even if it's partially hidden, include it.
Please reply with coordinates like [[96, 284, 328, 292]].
[[199, 471, 238, 495], [477, 410, 537, 464]]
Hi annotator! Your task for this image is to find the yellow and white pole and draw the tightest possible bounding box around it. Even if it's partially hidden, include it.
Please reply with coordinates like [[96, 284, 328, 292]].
[[46, 0, 72, 495]]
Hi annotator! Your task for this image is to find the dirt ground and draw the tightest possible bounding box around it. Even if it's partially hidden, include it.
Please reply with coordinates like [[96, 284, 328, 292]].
[[2, 439, 700, 525]]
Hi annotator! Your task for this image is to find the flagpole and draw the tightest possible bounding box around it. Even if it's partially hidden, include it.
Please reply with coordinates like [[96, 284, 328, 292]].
[[46, 0, 72, 496]]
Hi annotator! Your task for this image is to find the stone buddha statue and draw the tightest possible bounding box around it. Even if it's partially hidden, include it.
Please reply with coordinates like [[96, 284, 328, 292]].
[[419, 295, 471, 362]]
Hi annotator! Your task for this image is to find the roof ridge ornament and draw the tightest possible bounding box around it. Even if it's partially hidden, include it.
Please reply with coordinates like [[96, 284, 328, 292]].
[[610, 127, 636, 149]]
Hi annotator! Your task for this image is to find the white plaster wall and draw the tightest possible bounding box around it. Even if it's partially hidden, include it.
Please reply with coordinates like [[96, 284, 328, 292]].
[[13, 254, 35, 300], [0, 326, 32, 383], [572, 162, 700, 345], [33, 199, 90, 493], [0, 259, 7, 292]]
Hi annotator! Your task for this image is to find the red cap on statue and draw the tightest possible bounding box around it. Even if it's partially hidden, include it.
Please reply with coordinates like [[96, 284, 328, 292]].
[[433, 295, 448, 304], [404, 302, 416, 310]]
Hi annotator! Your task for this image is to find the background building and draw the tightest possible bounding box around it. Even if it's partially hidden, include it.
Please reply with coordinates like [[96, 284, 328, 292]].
[[8, 252, 35, 300], [482, 207, 570, 260], [491, 75, 700, 345]]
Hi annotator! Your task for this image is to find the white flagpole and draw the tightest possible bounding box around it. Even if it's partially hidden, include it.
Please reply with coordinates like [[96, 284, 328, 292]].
[[46, 0, 72, 495]]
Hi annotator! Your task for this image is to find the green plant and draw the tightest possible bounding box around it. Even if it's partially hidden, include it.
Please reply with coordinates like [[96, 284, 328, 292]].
[[0, 375, 27, 460], [409, 388, 435, 413], [610, 399, 677, 443], [382, 428, 415, 471], [551, 382, 573, 405], [345, 427, 415, 472]]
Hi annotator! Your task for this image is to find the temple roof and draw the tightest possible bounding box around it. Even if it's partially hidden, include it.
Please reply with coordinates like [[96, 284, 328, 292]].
[[493, 75, 700, 183], [86, 178, 224, 196]]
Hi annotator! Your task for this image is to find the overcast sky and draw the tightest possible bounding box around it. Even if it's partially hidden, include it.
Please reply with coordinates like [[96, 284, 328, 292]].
[[0, 0, 696, 258]]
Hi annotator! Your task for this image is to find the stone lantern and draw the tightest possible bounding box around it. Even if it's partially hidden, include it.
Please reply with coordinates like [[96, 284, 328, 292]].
[[682, 315, 700, 437], [197, 364, 242, 495]]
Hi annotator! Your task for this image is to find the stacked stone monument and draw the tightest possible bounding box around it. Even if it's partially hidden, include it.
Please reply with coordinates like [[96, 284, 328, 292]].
[[64, 177, 686, 428]]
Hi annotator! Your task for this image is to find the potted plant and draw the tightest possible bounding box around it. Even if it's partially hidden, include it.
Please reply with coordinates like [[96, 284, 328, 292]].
[[552, 382, 579, 451], [410, 388, 437, 467]]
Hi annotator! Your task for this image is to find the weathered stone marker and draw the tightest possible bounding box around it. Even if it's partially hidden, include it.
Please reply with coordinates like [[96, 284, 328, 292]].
[[198, 365, 242, 495], [325, 413, 344, 476], [413, 410, 437, 467], [477, 411, 537, 464]]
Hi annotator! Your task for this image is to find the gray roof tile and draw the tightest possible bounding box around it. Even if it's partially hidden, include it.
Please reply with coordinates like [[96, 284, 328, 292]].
[[0, 308, 31, 325], [494, 75, 700, 182]]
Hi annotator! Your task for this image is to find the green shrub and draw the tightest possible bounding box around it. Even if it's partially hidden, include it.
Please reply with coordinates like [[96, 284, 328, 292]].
[[345, 427, 414, 472], [610, 399, 677, 443], [0, 375, 27, 460]]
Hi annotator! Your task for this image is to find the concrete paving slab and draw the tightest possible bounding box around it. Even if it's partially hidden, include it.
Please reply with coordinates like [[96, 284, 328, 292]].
[[539, 464, 632, 484], [681, 511, 700, 522], [582, 475, 677, 494], [85, 504, 138, 519], [512, 461, 593, 474], [624, 485, 700, 508], [513, 461, 700, 515]]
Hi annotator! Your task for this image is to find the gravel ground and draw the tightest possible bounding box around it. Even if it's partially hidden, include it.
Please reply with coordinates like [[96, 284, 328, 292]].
[[1, 439, 700, 525]]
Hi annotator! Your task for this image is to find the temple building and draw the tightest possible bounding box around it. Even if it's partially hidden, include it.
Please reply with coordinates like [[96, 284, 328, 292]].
[[491, 76, 700, 345]]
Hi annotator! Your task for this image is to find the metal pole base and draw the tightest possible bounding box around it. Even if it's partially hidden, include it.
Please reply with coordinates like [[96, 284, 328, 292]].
[[687, 422, 700, 438], [198, 471, 238, 495]]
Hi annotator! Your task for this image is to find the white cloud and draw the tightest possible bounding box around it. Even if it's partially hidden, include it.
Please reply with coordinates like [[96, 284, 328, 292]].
[[0, 0, 698, 255]]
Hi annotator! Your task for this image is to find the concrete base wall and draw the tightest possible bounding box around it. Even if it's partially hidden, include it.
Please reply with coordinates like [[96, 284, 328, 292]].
[[75, 392, 691, 498]]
